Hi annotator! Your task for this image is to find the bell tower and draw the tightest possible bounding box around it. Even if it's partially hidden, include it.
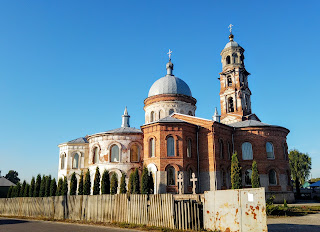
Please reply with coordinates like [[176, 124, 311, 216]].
[[219, 26, 257, 124]]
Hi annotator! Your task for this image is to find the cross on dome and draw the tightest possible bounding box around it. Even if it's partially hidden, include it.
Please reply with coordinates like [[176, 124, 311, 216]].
[[228, 24, 234, 33], [167, 49, 172, 61]]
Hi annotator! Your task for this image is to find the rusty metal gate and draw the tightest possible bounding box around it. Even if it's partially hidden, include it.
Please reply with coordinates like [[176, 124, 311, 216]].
[[174, 199, 203, 230]]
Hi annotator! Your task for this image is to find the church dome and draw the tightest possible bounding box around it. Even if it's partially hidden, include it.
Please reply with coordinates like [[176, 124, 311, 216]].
[[148, 75, 192, 97], [224, 33, 240, 49]]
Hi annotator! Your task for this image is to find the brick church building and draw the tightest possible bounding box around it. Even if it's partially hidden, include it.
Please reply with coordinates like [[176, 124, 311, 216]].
[[58, 32, 293, 201]]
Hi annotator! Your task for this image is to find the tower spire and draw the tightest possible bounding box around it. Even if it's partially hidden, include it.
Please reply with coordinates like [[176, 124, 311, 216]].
[[121, 106, 130, 127], [213, 107, 221, 122]]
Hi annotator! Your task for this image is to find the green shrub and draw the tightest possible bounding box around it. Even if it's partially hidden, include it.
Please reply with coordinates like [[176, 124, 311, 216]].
[[29, 177, 35, 197], [45, 175, 51, 197], [83, 170, 91, 195], [78, 172, 84, 195], [39, 175, 46, 197], [251, 160, 260, 188], [93, 167, 101, 195], [120, 173, 127, 194], [50, 178, 57, 196], [141, 167, 149, 194], [128, 172, 134, 194], [101, 170, 110, 194], [70, 173, 77, 195], [133, 168, 140, 194], [110, 173, 118, 194], [34, 174, 41, 197], [231, 152, 242, 189]]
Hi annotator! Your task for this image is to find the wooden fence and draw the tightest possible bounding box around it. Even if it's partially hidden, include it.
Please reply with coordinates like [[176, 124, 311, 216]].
[[0, 194, 203, 230]]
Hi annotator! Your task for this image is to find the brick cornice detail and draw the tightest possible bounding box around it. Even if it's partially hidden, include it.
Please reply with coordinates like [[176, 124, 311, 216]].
[[144, 94, 197, 107]]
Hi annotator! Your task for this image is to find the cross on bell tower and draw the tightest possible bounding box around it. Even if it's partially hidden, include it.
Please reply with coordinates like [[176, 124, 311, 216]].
[[218, 26, 257, 124]]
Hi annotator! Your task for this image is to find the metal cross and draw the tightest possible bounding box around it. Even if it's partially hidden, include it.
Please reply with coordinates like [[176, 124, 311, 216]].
[[191, 173, 198, 194], [167, 49, 173, 60], [228, 24, 234, 33], [177, 173, 183, 194]]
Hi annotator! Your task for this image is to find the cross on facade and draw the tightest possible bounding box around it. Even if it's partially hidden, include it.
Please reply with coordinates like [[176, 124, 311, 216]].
[[228, 24, 234, 33], [167, 49, 172, 60], [190, 173, 198, 194], [177, 173, 183, 194]]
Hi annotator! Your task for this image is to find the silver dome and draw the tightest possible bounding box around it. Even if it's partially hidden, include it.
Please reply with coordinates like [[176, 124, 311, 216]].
[[148, 75, 192, 97], [224, 41, 240, 49]]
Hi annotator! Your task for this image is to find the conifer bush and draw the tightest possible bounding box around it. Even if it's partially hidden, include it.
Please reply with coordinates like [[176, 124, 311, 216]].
[[148, 172, 154, 194], [70, 172, 77, 195], [24, 184, 30, 197], [78, 172, 84, 195], [14, 182, 21, 198], [119, 173, 127, 194], [20, 180, 26, 197], [110, 173, 118, 194], [7, 186, 13, 198], [128, 172, 134, 194], [62, 177, 68, 195], [141, 167, 149, 194], [34, 174, 41, 197], [50, 178, 57, 196], [39, 175, 46, 197], [93, 167, 101, 195], [251, 160, 260, 188], [29, 177, 35, 197], [45, 175, 51, 197], [83, 170, 91, 195], [231, 152, 242, 189], [101, 170, 110, 194], [133, 168, 140, 194], [57, 178, 63, 196]]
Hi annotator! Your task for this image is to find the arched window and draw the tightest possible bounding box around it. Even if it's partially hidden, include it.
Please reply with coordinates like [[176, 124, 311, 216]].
[[226, 56, 231, 64], [149, 138, 155, 157], [228, 97, 234, 112], [167, 166, 175, 186], [60, 154, 65, 169], [283, 142, 288, 160], [159, 110, 163, 120], [233, 53, 238, 63], [187, 139, 192, 158], [245, 169, 252, 186], [242, 142, 253, 160], [73, 153, 79, 169], [111, 145, 120, 162], [227, 76, 232, 87], [130, 144, 139, 162], [93, 147, 99, 164], [227, 142, 231, 160], [269, 169, 277, 185], [150, 111, 155, 122], [188, 111, 193, 116], [169, 109, 174, 115], [167, 136, 175, 157], [219, 140, 224, 159], [266, 142, 275, 159]]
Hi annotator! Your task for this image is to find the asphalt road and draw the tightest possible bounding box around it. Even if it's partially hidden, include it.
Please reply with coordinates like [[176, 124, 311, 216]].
[[0, 218, 140, 232]]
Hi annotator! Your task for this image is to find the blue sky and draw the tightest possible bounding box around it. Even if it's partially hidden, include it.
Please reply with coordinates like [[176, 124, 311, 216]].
[[0, 1, 319, 182]]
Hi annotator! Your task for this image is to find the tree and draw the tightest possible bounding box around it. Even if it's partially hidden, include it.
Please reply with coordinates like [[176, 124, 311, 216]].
[[133, 168, 140, 194], [34, 174, 41, 197], [231, 152, 242, 189], [83, 170, 91, 195], [251, 160, 260, 188], [148, 172, 154, 194], [93, 167, 101, 195], [78, 172, 84, 195], [119, 173, 127, 194], [14, 182, 21, 198], [7, 186, 13, 198], [62, 176, 68, 195], [20, 180, 26, 197], [50, 178, 57, 196], [39, 175, 46, 197], [110, 173, 118, 194], [45, 175, 51, 197], [29, 177, 35, 197], [70, 173, 77, 195], [141, 167, 149, 194], [24, 184, 30, 197], [289, 149, 312, 198], [101, 170, 110, 194], [128, 172, 134, 194], [56, 178, 63, 196], [5, 170, 20, 184]]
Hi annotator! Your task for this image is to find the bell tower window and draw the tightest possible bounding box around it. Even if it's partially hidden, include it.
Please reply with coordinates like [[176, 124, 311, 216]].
[[226, 56, 231, 64], [232, 53, 238, 63], [228, 97, 234, 112], [227, 76, 232, 87]]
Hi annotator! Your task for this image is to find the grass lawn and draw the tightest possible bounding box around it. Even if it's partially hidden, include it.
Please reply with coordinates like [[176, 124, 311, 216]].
[[268, 205, 320, 217]]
